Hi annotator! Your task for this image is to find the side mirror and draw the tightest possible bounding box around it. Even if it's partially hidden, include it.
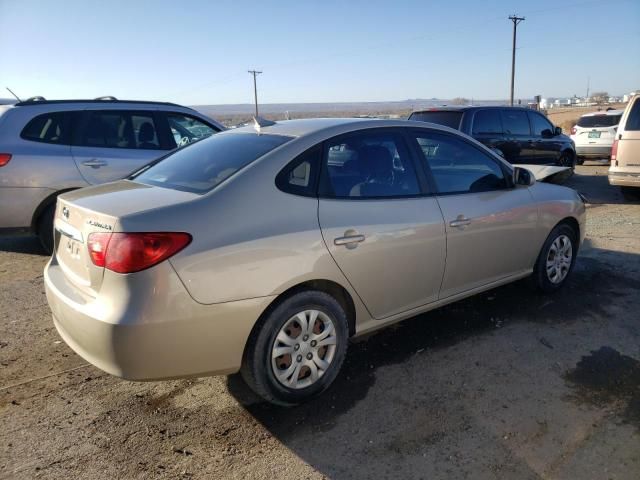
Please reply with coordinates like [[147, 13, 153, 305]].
[[513, 166, 536, 186], [554, 126, 562, 136]]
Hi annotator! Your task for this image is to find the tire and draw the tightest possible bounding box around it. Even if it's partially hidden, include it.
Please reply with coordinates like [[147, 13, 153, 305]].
[[576, 157, 584, 165], [37, 204, 55, 255], [558, 151, 576, 169], [621, 186, 640, 201], [240, 290, 349, 406], [533, 223, 578, 293]]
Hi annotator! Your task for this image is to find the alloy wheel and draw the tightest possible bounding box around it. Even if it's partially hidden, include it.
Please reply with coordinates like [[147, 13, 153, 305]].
[[546, 234, 573, 284]]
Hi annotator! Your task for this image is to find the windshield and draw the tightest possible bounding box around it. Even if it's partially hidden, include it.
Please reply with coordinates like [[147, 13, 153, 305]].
[[577, 115, 622, 128], [409, 111, 463, 129], [134, 132, 292, 194]]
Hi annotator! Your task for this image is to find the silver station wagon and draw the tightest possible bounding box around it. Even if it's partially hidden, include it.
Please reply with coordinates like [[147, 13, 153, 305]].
[[44, 118, 586, 405]]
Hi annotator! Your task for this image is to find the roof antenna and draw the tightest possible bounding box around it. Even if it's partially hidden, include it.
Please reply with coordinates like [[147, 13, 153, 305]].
[[6, 87, 21, 102], [253, 116, 276, 132]]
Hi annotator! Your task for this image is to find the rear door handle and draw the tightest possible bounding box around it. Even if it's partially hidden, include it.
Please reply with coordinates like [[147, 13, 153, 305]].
[[449, 217, 471, 228], [82, 159, 108, 168], [334, 234, 365, 246]]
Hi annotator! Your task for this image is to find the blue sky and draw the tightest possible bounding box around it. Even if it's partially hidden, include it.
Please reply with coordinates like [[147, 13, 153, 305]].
[[0, 0, 638, 105]]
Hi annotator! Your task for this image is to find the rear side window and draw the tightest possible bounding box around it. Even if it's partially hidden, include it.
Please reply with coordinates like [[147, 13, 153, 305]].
[[21, 112, 71, 144], [472, 110, 503, 135], [622, 101, 640, 131], [500, 110, 530, 136], [79, 111, 161, 149], [409, 111, 463, 129], [577, 115, 622, 128], [134, 132, 292, 194], [319, 130, 421, 198], [276, 145, 321, 197]]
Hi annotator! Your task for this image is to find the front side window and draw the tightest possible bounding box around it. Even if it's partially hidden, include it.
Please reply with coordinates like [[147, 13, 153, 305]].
[[528, 112, 554, 137], [500, 110, 530, 136], [21, 111, 71, 144], [320, 130, 421, 198], [167, 113, 217, 147], [472, 110, 503, 135], [412, 131, 508, 195], [134, 132, 292, 194]]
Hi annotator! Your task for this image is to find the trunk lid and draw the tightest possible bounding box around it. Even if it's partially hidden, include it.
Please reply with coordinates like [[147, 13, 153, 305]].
[[54, 180, 199, 295]]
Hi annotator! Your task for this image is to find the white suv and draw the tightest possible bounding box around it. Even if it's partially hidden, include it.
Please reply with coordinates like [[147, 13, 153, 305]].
[[0, 97, 224, 252], [570, 109, 624, 164]]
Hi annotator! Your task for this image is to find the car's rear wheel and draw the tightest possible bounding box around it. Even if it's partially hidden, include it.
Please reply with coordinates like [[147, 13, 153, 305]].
[[37, 204, 55, 255], [241, 290, 348, 406], [533, 223, 577, 293]]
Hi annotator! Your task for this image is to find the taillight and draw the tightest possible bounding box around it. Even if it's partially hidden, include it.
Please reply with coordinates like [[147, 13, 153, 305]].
[[570, 126, 577, 135], [0, 153, 11, 167], [87, 232, 191, 273], [611, 139, 618, 165]]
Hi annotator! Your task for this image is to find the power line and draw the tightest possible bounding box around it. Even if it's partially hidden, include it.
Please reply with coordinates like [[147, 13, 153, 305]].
[[508, 15, 525, 106], [248, 70, 262, 117]]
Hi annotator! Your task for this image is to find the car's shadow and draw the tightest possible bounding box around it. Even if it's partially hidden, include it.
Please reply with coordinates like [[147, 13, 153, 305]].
[[567, 163, 640, 205], [0, 235, 47, 255], [223, 243, 639, 477]]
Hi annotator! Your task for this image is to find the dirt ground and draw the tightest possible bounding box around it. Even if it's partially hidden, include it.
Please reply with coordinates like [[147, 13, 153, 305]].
[[546, 104, 627, 132], [1, 161, 639, 479]]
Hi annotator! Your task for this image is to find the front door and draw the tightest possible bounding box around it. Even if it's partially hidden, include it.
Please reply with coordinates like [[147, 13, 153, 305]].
[[500, 109, 536, 164], [318, 129, 446, 319], [528, 111, 562, 164], [71, 110, 167, 184], [409, 129, 539, 298]]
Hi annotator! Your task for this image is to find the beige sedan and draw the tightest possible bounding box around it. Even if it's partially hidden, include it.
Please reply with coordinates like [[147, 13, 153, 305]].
[[45, 118, 586, 405]]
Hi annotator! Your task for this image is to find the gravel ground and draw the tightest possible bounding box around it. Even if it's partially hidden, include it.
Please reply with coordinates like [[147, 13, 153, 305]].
[[1, 162, 639, 479]]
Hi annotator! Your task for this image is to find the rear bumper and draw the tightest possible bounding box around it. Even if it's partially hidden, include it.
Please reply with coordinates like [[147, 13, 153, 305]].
[[575, 145, 612, 158], [0, 186, 55, 230], [608, 171, 640, 187], [45, 258, 275, 380]]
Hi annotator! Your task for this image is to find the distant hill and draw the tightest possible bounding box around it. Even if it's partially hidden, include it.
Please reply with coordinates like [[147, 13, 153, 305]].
[[192, 99, 511, 117]]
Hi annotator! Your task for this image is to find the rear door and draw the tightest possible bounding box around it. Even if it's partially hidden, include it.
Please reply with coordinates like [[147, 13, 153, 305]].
[[409, 129, 538, 298], [317, 128, 446, 319], [470, 109, 513, 158], [71, 110, 170, 184], [616, 97, 640, 174], [500, 109, 536, 163]]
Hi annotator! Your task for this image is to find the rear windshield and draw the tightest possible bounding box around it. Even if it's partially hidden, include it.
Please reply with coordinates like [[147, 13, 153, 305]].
[[577, 115, 622, 128], [133, 132, 292, 194], [409, 111, 463, 129]]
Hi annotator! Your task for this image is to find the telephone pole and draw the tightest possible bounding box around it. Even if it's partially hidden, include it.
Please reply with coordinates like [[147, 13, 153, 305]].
[[248, 70, 262, 117], [508, 15, 525, 106]]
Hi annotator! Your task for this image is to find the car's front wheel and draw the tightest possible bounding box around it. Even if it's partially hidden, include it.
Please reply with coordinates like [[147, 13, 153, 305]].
[[558, 151, 576, 169], [241, 290, 349, 406], [533, 223, 578, 293]]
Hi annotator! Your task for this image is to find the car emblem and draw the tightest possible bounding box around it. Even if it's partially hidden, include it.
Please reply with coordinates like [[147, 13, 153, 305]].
[[62, 206, 70, 219]]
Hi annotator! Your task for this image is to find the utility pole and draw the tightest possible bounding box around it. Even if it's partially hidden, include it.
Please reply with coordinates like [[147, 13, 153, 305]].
[[586, 76, 590, 100], [248, 70, 262, 117], [508, 15, 525, 106]]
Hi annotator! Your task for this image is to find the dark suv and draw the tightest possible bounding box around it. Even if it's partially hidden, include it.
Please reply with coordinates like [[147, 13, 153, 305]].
[[409, 106, 576, 167]]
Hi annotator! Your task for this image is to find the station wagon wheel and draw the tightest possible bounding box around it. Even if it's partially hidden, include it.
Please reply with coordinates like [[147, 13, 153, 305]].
[[533, 223, 578, 293], [241, 290, 349, 406]]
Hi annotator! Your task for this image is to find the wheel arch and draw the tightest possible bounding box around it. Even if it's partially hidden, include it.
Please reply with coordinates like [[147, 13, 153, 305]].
[[31, 188, 77, 233], [246, 279, 357, 354]]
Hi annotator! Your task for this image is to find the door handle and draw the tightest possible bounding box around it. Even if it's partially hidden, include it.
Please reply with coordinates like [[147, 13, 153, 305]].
[[334, 234, 365, 247], [449, 216, 471, 228], [82, 159, 108, 168]]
